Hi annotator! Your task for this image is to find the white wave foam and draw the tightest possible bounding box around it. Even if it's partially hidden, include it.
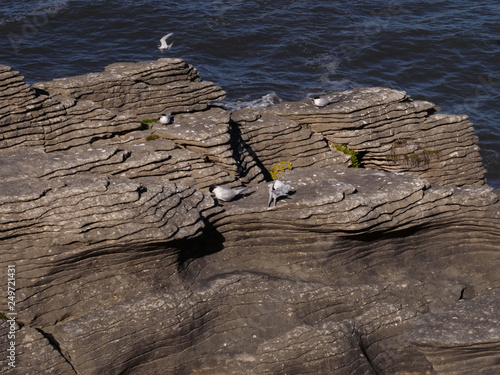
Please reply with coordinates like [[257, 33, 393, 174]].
[[29, 0, 70, 16], [220, 92, 283, 111], [0, 0, 69, 26]]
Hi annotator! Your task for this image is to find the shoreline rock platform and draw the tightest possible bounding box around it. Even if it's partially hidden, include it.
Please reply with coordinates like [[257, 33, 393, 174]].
[[1, 58, 499, 374]]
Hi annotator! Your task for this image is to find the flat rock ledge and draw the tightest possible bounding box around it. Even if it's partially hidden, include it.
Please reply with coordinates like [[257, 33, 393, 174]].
[[0, 58, 499, 375]]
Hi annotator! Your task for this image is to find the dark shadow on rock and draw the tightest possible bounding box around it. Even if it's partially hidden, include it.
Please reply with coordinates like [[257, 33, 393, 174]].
[[35, 328, 78, 373], [227, 116, 273, 181], [341, 223, 431, 242], [176, 220, 225, 278], [33, 87, 50, 97], [271, 189, 296, 207]]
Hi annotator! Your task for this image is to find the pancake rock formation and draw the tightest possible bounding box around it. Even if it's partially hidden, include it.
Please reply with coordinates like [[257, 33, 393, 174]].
[[0, 58, 499, 375], [270, 88, 486, 187]]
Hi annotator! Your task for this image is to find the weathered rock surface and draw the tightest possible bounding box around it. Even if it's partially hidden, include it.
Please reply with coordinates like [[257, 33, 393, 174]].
[[407, 291, 500, 374], [232, 108, 351, 173], [1, 59, 499, 375], [0, 142, 238, 190], [33, 58, 226, 119], [0, 65, 141, 152], [208, 166, 497, 239], [152, 107, 264, 183], [0, 173, 216, 328], [0, 321, 76, 374], [269, 87, 486, 186]]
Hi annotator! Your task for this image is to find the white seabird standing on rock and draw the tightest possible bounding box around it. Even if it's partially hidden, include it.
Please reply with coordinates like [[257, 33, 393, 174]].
[[268, 180, 291, 207], [313, 96, 331, 107], [209, 185, 249, 202], [160, 112, 172, 124], [313, 94, 341, 108], [158, 33, 174, 51]]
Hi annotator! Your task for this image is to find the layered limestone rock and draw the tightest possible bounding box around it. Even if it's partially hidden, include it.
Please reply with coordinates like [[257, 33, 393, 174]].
[[0, 65, 141, 152], [0, 142, 237, 190], [0, 64, 61, 149], [183, 167, 500, 374], [151, 107, 264, 184], [33, 58, 227, 119], [231, 108, 351, 174], [0, 59, 499, 375], [407, 292, 500, 374], [0, 59, 251, 189], [0, 173, 215, 327], [269, 87, 486, 187], [0, 321, 76, 374], [208, 166, 497, 239], [43, 96, 140, 152], [9, 167, 497, 375]]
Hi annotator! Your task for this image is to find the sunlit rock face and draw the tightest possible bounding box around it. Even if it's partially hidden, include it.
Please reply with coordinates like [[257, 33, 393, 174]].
[[0, 59, 499, 375]]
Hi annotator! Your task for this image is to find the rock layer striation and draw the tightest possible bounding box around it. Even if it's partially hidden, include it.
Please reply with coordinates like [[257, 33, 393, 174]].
[[0, 59, 499, 375], [269, 87, 486, 186]]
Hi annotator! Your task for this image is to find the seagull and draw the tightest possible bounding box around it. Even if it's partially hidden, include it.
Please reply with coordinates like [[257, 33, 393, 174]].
[[312, 94, 341, 108], [160, 112, 171, 124], [209, 185, 250, 202], [268, 180, 292, 207], [158, 33, 174, 51], [313, 96, 331, 107]]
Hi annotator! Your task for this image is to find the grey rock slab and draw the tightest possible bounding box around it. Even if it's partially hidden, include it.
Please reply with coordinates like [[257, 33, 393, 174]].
[[235, 109, 350, 171], [155, 107, 231, 146], [270, 87, 408, 116], [407, 291, 500, 374], [33, 58, 227, 118], [265, 87, 484, 187], [0, 321, 76, 374], [0, 146, 124, 181], [255, 323, 376, 375]]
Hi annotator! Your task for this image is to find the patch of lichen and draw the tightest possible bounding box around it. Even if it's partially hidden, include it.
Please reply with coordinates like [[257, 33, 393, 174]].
[[0, 312, 24, 327], [140, 118, 159, 125], [145, 134, 160, 141], [388, 139, 441, 168], [269, 161, 293, 180], [332, 144, 361, 168]]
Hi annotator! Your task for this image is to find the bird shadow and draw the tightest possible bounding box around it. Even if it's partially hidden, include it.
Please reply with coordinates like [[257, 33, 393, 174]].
[[213, 189, 256, 205]]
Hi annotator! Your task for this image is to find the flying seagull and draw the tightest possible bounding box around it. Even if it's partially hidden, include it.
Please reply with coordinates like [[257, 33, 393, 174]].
[[209, 185, 249, 202], [158, 33, 174, 51]]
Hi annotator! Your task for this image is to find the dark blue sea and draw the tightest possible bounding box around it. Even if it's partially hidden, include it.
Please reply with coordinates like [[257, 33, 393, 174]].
[[1, 0, 499, 186]]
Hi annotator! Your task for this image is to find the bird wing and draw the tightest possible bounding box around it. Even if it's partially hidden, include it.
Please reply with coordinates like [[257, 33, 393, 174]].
[[273, 180, 283, 189], [236, 187, 250, 195], [159, 33, 173, 48], [275, 190, 289, 198], [216, 188, 234, 201], [160, 33, 173, 43]]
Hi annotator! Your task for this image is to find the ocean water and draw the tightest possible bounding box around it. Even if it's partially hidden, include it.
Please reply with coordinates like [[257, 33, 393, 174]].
[[1, 0, 499, 186]]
